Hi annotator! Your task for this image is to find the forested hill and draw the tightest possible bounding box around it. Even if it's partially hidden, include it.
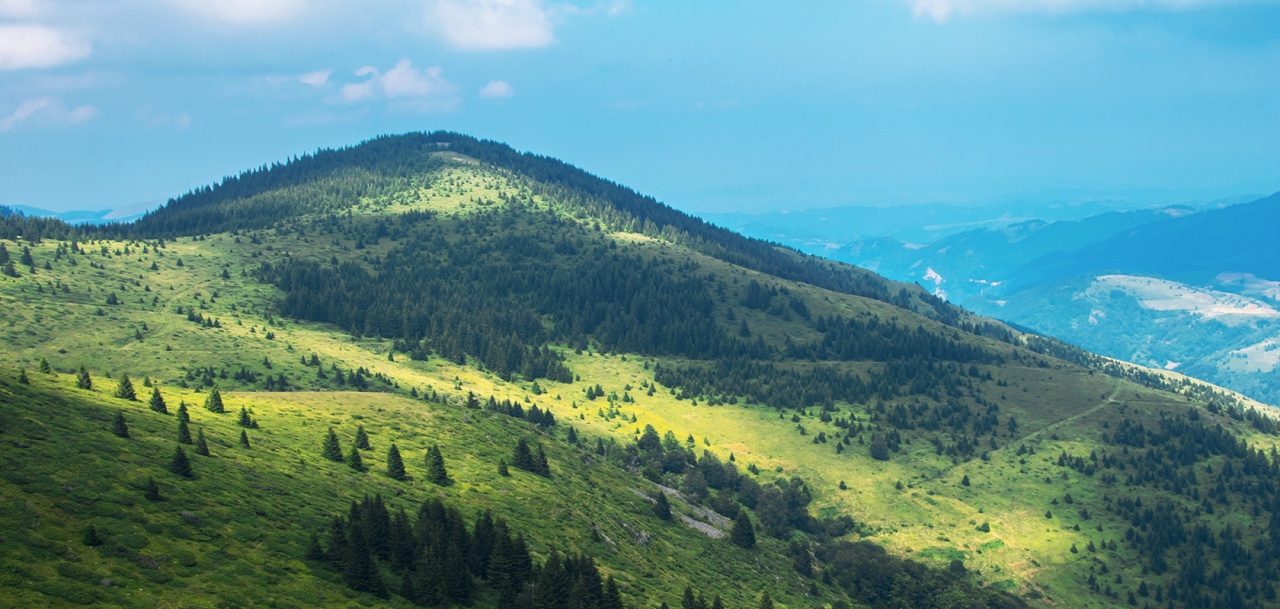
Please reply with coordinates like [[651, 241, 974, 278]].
[[125, 132, 960, 324], [5, 132, 1280, 609]]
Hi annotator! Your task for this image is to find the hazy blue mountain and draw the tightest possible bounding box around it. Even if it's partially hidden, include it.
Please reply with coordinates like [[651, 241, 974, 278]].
[[3, 200, 162, 225]]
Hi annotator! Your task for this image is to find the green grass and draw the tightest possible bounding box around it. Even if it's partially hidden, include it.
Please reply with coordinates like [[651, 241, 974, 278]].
[[2, 159, 1275, 607], [0, 370, 810, 608]]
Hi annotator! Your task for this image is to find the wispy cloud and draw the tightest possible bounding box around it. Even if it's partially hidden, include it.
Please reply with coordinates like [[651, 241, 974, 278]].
[[171, 0, 305, 25], [298, 70, 332, 87], [339, 59, 458, 111], [907, 0, 1270, 22], [479, 79, 514, 98], [428, 0, 556, 50], [0, 97, 96, 132], [0, 24, 90, 70]]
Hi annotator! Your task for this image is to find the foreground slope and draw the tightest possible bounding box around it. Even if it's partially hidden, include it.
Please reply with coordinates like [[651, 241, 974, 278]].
[[3, 132, 1280, 609]]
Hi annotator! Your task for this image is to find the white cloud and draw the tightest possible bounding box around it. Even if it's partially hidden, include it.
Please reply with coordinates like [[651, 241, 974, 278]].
[[172, 0, 305, 24], [907, 0, 1266, 22], [298, 69, 332, 87], [0, 25, 91, 70], [0, 0, 38, 18], [479, 79, 514, 98], [339, 59, 457, 109], [429, 0, 556, 50], [0, 97, 96, 132]]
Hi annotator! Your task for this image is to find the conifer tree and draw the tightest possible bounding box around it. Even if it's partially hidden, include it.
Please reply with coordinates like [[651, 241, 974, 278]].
[[347, 444, 365, 471], [654, 491, 672, 520], [39, 357, 51, 374], [169, 445, 194, 478], [204, 386, 224, 413], [195, 428, 210, 456], [354, 424, 371, 450], [237, 406, 255, 428], [114, 373, 137, 401], [144, 477, 163, 501], [83, 523, 103, 546], [386, 444, 406, 480], [177, 413, 192, 444], [76, 364, 92, 389], [512, 438, 534, 470], [19, 246, 32, 267], [322, 428, 343, 462], [759, 590, 773, 609], [731, 510, 756, 549], [497, 459, 510, 476], [240, 429, 251, 448], [343, 523, 385, 596], [111, 410, 130, 438], [426, 444, 449, 485], [306, 532, 325, 561], [535, 445, 551, 477], [0, 260, 15, 278], [18, 368, 28, 384], [149, 387, 168, 414]]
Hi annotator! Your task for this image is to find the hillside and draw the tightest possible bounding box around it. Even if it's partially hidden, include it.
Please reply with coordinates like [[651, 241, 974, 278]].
[[3, 132, 1280, 609]]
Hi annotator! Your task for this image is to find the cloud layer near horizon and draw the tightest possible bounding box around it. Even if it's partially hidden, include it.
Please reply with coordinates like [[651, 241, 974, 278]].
[[908, 0, 1278, 22]]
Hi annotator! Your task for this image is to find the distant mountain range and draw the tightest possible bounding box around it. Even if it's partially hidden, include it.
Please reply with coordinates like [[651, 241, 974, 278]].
[[1, 200, 163, 225], [814, 193, 1280, 405]]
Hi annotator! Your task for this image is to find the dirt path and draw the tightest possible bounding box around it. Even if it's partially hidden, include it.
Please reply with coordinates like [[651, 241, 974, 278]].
[[118, 281, 209, 351]]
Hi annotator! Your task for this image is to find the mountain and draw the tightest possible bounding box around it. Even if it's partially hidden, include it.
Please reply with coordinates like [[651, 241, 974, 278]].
[[838, 207, 1191, 303], [698, 193, 1249, 250], [2, 200, 162, 225], [1010, 192, 1280, 289], [828, 194, 1280, 406], [3, 132, 1280, 609]]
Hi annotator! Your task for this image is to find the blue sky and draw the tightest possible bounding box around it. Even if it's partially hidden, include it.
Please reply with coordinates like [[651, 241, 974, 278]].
[[0, 0, 1277, 213]]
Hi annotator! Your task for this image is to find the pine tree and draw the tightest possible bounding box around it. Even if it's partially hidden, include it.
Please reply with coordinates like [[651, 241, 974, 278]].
[[39, 357, 51, 374], [83, 523, 103, 546], [343, 522, 386, 596], [237, 406, 255, 428], [759, 591, 773, 609], [497, 459, 510, 476], [306, 532, 325, 561], [114, 373, 137, 401], [654, 492, 672, 520], [322, 428, 343, 461], [169, 445, 194, 478], [354, 424, 371, 450], [731, 510, 756, 548], [386, 444, 406, 480], [149, 387, 168, 414], [195, 428, 210, 456], [144, 477, 163, 501], [177, 414, 192, 444], [19, 246, 32, 267], [961, 474, 970, 486], [0, 260, 16, 278], [512, 438, 534, 470], [426, 444, 449, 485], [18, 368, 28, 384], [76, 364, 92, 390], [204, 386, 224, 413], [535, 445, 551, 477], [111, 410, 130, 438], [347, 444, 365, 471], [240, 429, 251, 448]]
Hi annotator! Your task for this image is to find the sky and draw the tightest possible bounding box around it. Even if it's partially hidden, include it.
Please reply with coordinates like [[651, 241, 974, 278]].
[[0, 0, 1278, 213]]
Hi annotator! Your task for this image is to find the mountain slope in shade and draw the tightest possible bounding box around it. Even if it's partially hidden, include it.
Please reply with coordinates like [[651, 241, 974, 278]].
[[1010, 192, 1280, 290]]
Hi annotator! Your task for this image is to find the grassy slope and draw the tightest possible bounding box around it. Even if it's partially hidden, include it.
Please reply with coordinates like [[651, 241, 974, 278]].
[[2, 157, 1274, 607], [0, 369, 810, 609]]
